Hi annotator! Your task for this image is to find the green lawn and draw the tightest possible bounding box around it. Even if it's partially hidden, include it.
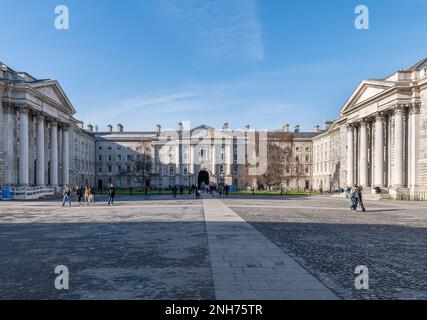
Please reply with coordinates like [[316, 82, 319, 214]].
[[112, 189, 173, 196], [229, 190, 319, 196]]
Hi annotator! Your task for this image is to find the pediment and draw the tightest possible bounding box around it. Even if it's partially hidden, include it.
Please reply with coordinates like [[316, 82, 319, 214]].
[[29, 80, 76, 115], [191, 125, 232, 139], [340, 80, 394, 115]]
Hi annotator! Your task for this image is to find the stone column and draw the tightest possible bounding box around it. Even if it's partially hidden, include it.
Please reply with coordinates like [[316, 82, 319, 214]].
[[226, 142, 233, 176], [50, 121, 59, 187], [36, 113, 45, 186], [211, 143, 216, 175], [359, 120, 368, 187], [62, 125, 70, 186], [393, 105, 405, 188], [408, 103, 421, 191], [18, 106, 30, 186], [3, 104, 17, 185], [346, 124, 354, 186], [374, 113, 385, 187]]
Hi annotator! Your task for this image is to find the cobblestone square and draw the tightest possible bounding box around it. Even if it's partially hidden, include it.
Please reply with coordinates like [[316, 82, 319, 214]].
[[0, 195, 425, 300]]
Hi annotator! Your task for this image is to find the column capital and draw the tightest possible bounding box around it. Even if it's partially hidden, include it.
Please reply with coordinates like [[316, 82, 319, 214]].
[[346, 123, 355, 130], [409, 102, 421, 115], [60, 122, 71, 131], [392, 104, 407, 115], [2, 102, 15, 114], [374, 111, 387, 122], [17, 103, 30, 113], [49, 119, 59, 127]]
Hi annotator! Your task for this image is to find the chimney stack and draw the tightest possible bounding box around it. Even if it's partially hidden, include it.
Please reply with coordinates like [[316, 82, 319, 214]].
[[87, 123, 93, 132], [314, 125, 320, 133], [223, 122, 229, 130], [283, 123, 290, 133], [178, 122, 183, 131], [107, 124, 113, 133], [156, 124, 161, 135], [95, 125, 99, 133], [245, 124, 251, 130], [117, 123, 124, 133], [294, 125, 300, 133]]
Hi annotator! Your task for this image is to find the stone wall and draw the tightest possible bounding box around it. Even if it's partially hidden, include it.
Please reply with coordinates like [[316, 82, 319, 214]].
[[418, 86, 427, 192], [0, 99, 4, 187]]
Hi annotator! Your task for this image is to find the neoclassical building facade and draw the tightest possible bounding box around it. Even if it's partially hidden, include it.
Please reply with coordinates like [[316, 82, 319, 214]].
[[313, 58, 427, 198], [1, 58, 427, 199]]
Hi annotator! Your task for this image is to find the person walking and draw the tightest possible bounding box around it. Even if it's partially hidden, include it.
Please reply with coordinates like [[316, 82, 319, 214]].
[[62, 185, 72, 207], [108, 183, 116, 206], [144, 185, 150, 199], [84, 186, 90, 206], [357, 185, 366, 212], [89, 187, 96, 205], [75, 185, 83, 207], [350, 185, 359, 212]]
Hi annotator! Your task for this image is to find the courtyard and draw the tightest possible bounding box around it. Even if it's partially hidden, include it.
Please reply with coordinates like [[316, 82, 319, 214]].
[[0, 195, 425, 300]]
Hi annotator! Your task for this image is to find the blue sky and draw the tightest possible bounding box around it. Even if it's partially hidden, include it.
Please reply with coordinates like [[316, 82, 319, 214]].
[[1, 0, 427, 131]]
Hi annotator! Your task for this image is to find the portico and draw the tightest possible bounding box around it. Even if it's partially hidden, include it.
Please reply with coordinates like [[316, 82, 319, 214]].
[[1, 64, 77, 193], [343, 79, 422, 196]]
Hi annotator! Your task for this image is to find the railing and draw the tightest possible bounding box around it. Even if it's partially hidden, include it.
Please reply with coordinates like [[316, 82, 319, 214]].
[[396, 191, 427, 201], [10, 186, 55, 200]]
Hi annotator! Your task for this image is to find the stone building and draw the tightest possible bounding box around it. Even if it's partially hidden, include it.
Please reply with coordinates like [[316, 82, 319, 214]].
[[2, 58, 427, 200], [312, 58, 427, 199], [0, 62, 95, 198]]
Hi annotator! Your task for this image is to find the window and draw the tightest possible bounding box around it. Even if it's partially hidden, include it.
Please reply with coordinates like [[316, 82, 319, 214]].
[[305, 155, 310, 162], [108, 165, 112, 173], [183, 167, 188, 175], [306, 147, 311, 152], [169, 166, 174, 175], [98, 166, 102, 173], [117, 155, 122, 161], [127, 155, 131, 161], [98, 147, 102, 151], [127, 165, 131, 173], [296, 146, 301, 152], [117, 165, 121, 173], [108, 155, 112, 161], [108, 146, 112, 151], [98, 155, 102, 161]]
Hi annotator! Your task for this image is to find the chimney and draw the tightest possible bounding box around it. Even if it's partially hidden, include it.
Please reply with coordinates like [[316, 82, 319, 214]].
[[314, 125, 320, 133], [245, 124, 251, 130], [294, 125, 300, 133], [107, 124, 113, 133], [283, 123, 290, 132], [325, 121, 333, 131], [156, 124, 161, 135], [117, 123, 124, 133], [223, 122, 229, 130], [95, 125, 99, 133], [178, 122, 183, 131], [87, 123, 93, 132]]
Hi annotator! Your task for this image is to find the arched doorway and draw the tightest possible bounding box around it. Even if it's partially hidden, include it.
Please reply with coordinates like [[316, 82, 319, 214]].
[[198, 170, 209, 188]]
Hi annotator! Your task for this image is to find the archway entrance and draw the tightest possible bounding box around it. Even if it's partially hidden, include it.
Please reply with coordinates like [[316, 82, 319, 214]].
[[198, 170, 210, 188]]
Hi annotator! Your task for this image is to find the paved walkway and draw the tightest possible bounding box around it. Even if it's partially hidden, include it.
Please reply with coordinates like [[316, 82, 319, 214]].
[[203, 199, 338, 300]]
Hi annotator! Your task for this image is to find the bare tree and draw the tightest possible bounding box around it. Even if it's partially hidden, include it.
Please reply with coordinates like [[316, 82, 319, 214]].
[[117, 142, 153, 188], [241, 131, 298, 190]]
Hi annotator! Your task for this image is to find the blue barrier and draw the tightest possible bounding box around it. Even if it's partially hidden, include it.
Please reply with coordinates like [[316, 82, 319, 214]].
[[1, 187, 12, 201]]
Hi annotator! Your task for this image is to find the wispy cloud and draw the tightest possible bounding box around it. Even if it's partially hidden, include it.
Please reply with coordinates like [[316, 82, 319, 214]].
[[161, 0, 264, 60]]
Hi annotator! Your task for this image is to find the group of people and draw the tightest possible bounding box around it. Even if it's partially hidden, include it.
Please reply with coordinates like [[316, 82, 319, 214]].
[[345, 185, 366, 212], [62, 185, 97, 207]]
